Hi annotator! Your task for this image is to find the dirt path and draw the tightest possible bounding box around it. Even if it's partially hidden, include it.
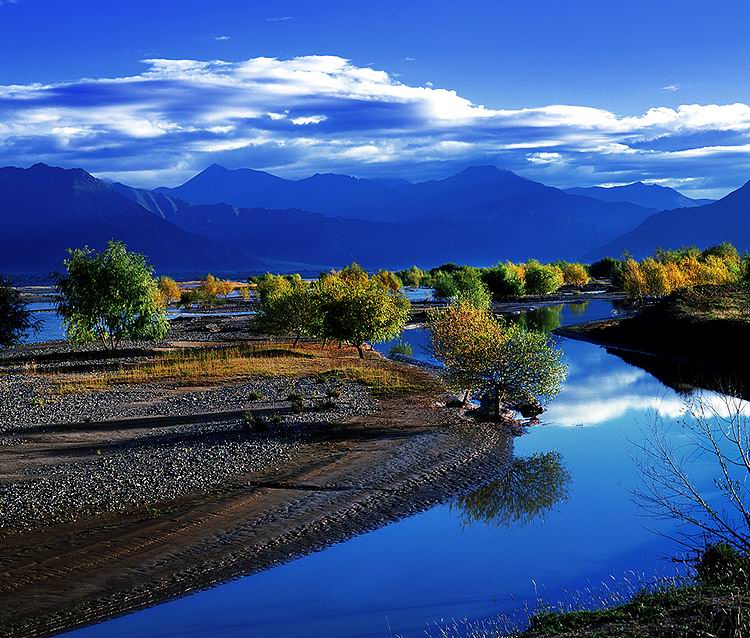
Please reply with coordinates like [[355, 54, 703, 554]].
[[0, 393, 511, 638]]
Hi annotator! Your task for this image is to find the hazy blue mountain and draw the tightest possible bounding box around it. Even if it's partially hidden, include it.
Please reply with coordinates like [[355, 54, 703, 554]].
[[111, 182, 191, 222], [0, 164, 257, 274], [588, 180, 750, 259], [158, 201, 611, 269], [158, 164, 657, 238], [565, 181, 714, 210]]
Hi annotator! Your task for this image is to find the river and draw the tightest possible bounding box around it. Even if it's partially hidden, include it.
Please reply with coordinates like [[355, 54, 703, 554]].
[[42, 299, 726, 637]]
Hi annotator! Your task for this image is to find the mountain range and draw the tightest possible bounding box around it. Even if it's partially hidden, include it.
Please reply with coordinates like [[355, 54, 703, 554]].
[[564, 181, 713, 210], [0, 163, 746, 276]]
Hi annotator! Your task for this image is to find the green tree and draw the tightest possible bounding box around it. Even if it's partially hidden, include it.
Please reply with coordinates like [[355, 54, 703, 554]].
[[432, 267, 491, 308], [524, 260, 564, 295], [481, 263, 525, 300], [372, 270, 403, 292], [256, 281, 321, 345], [398, 265, 426, 288], [56, 241, 169, 350], [0, 277, 39, 348], [255, 273, 295, 302], [428, 302, 566, 419], [589, 256, 623, 282], [318, 275, 409, 358]]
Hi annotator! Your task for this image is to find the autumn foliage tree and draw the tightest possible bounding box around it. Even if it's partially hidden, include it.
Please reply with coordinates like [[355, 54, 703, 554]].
[[621, 243, 743, 298], [428, 301, 567, 418], [157, 276, 181, 304], [562, 263, 590, 287]]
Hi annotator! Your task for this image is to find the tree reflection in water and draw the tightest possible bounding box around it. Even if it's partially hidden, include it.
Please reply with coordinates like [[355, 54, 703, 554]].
[[453, 452, 571, 528], [510, 305, 564, 333]]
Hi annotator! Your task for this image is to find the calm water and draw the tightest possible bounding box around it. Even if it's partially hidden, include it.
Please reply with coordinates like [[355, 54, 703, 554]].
[[57, 300, 725, 637]]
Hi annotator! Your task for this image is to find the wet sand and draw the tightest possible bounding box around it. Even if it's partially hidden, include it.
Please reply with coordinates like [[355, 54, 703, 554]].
[[0, 391, 511, 638]]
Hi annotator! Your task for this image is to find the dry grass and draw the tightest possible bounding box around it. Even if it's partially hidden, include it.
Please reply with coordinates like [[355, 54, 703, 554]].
[[49, 342, 440, 398]]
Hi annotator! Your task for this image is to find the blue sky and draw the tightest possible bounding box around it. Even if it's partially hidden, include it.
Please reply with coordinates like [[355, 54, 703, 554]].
[[1, 0, 750, 196]]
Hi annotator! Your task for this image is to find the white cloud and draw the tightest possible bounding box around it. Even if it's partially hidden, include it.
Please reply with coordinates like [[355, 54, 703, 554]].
[[214, 35, 231, 41], [290, 115, 327, 125], [663, 85, 680, 92], [1, 55, 750, 191], [526, 151, 563, 165]]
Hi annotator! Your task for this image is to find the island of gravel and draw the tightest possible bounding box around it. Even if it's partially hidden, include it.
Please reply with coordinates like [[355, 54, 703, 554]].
[[0, 313, 513, 638]]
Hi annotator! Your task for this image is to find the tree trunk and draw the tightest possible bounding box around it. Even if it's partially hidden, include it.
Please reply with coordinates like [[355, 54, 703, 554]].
[[293, 333, 300, 346], [462, 389, 470, 406], [494, 389, 501, 420], [356, 344, 364, 358]]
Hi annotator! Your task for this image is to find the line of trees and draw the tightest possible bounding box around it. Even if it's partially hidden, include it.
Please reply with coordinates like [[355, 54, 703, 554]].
[[255, 264, 410, 357], [618, 243, 748, 298]]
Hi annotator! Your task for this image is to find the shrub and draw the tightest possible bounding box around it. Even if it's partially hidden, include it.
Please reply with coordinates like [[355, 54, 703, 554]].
[[325, 388, 341, 398], [589, 256, 623, 281], [389, 341, 414, 357], [247, 390, 263, 401], [0, 277, 39, 348], [481, 263, 525, 300], [157, 276, 181, 304], [432, 268, 492, 308], [524, 260, 564, 295], [696, 543, 750, 587], [56, 241, 169, 350], [562, 263, 590, 287], [290, 399, 304, 413]]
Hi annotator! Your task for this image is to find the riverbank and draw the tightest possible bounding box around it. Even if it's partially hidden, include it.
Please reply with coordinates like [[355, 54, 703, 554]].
[[557, 285, 750, 380], [0, 326, 513, 638], [518, 581, 750, 637]]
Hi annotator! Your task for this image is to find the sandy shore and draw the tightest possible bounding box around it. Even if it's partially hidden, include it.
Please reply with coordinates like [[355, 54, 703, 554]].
[[0, 338, 511, 638]]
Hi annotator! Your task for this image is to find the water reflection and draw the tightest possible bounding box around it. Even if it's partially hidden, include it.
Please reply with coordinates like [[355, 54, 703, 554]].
[[454, 452, 571, 528], [509, 304, 564, 333]]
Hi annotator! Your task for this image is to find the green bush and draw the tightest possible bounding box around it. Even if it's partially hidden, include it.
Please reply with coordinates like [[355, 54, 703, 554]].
[[524, 261, 564, 295], [0, 277, 39, 348], [247, 390, 263, 401], [432, 268, 491, 308], [481, 263, 525, 300]]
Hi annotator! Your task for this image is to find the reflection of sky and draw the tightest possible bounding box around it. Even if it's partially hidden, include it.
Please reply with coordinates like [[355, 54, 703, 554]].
[[544, 340, 687, 427], [60, 301, 736, 638]]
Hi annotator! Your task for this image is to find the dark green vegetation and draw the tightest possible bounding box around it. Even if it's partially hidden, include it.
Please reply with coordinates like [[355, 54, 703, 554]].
[[0, 276, 38, 347], [56, 241, 169, 349], [521, 544, 750, 638], [565, 285, 750, 366]]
